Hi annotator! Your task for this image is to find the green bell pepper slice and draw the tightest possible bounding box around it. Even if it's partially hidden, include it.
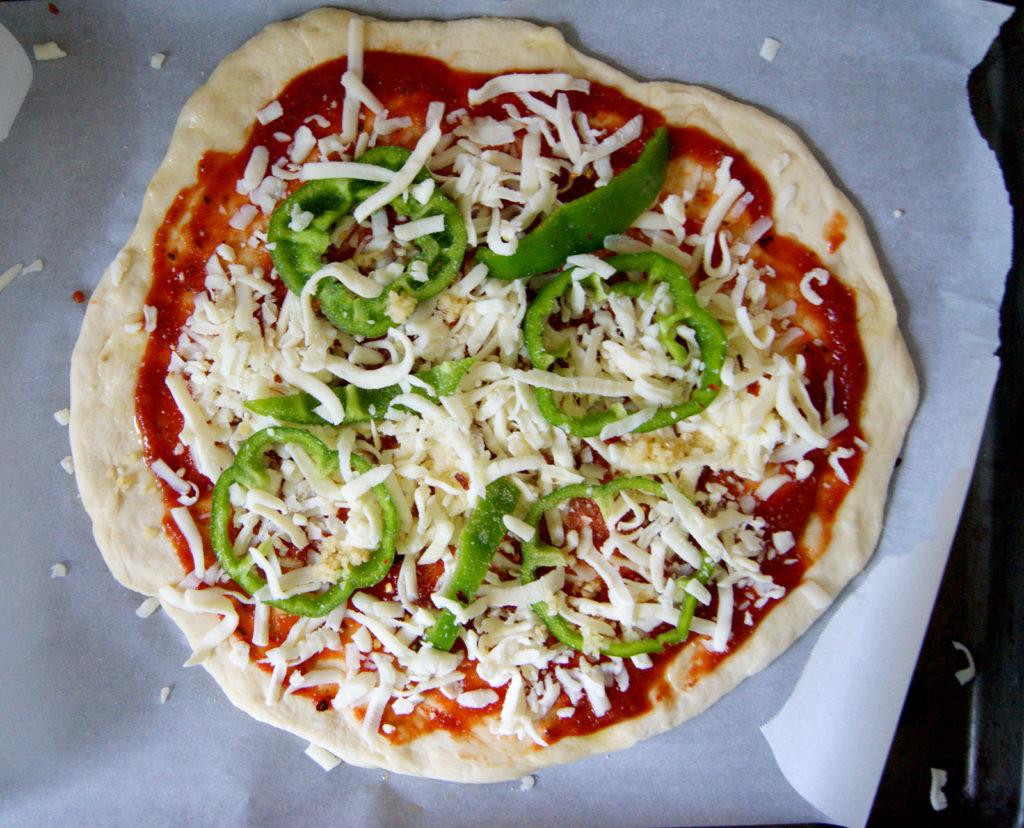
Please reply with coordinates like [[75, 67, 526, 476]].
[[424, 477, 520, 651], [475, 126, 670, 280], [523, 251, 727, 438], [520, 477, 715, 658], [210, 427, 398, 617], [268, 145, 467, 338], [243, 358, 476, 426]]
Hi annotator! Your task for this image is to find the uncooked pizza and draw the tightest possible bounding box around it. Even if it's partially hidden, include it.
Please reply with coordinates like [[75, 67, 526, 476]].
[[69, 8, 917, 780]]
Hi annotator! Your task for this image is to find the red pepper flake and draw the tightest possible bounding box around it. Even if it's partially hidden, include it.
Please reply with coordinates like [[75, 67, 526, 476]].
[[72, 290, 85, 304], [48, 2, 59, 13]]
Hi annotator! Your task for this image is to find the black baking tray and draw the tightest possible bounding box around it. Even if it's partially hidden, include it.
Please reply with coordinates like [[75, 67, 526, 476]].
[[867, 6, 1024, 826]]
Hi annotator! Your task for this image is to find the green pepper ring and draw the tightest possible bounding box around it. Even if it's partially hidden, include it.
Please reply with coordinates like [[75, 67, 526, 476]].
[[210, 427, 398, 617], [423, 476, 520, 652], [475, 125, 671, 280], [523, 251, 727, 438], [520, 477, 715, 658], [244, 357, 476, 426], [268, 145, 467, 338]]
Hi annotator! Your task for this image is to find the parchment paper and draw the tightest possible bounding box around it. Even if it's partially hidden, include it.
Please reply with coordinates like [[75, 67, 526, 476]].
[[0, 2, 1011, 826], [0, 23, 31, 141]]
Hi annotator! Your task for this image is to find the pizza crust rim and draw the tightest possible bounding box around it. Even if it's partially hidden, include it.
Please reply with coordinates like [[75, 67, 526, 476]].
[[69, 7, 918, 782]]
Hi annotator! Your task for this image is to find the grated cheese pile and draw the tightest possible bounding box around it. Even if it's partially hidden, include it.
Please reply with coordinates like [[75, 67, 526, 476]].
[[152, 22, 860, 746]]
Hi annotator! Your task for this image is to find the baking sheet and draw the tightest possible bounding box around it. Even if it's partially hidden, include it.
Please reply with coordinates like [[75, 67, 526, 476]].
[[0, 2, 1011, 826], [873, 17, 1024, 820]]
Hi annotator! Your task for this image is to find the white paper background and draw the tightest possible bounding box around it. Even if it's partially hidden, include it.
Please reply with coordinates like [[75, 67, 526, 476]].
[[0, 2, 1011, 826]]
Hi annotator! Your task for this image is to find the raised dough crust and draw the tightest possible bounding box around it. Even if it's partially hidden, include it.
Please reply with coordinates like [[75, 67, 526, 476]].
[[69, 7, 917, 781]]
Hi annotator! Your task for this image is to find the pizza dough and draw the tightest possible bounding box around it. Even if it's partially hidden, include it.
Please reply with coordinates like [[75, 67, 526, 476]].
[[69, 8, 917, 781]]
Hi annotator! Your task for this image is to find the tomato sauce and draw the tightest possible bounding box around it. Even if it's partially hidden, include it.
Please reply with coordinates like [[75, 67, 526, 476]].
[[824, 210, 848, 253], [133, 52, 868, 746]]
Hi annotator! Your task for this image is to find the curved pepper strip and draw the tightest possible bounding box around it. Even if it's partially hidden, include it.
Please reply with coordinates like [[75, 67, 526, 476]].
[[520, 477, 715, 658], [424, 477, 520, 651], [210, 427, 398, 617], [524, 251, 727, 438], [243, 358, 476, 426], [268, 146, 467, 338], [475, 126, 670, 280]]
